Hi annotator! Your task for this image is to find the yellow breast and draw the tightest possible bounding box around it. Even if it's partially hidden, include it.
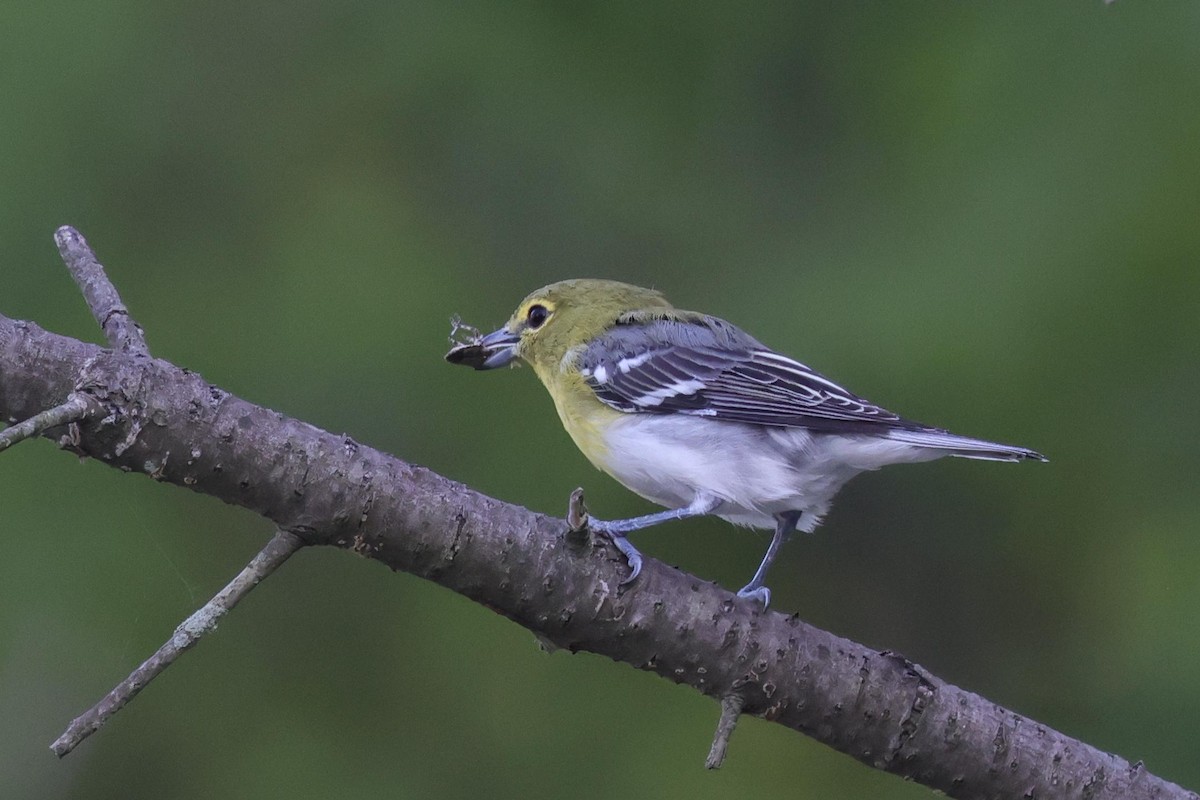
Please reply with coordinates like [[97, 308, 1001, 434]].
[[533, 361, 622, 473]]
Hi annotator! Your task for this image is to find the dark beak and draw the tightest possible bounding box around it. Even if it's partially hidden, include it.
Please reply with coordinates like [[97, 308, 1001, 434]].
[[445, 327, 520, 370]]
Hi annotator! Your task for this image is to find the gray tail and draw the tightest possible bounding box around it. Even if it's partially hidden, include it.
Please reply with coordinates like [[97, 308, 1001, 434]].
[[885, 428, 1047, 463]]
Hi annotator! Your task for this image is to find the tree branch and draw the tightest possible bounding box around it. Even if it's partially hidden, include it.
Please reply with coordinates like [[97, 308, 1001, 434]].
[[0, 393, 94, 453], [705, 693, 745, 770], [49, 529, 305, 757], [53, 226, 148, 356], [0, 246, 1193, 797]]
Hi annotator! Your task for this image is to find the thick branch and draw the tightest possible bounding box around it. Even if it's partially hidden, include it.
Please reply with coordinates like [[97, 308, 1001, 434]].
[[0, 312, 1193, 800]]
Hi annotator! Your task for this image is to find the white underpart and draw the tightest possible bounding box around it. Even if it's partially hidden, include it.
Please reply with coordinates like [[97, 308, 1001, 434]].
[[599, 414, 944, 531]]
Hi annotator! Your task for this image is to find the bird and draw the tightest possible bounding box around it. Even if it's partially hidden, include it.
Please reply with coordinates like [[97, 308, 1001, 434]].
[[446, 279, 1045, 608]]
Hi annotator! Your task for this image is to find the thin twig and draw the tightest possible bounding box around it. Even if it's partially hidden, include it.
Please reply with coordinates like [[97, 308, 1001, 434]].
[[0, 394, 92, 454], [50, 530, 305, 757], [54, 225, 149, 356], [705, 693, 745, 769]]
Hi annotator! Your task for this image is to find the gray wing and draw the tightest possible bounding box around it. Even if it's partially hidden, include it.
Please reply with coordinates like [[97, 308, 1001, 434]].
[[578, 316, 923, 433]]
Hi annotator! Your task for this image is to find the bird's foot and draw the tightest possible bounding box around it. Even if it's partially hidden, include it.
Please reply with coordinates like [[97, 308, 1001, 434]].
[[587, 519, 643, 587], [736, 582, 771, 610]]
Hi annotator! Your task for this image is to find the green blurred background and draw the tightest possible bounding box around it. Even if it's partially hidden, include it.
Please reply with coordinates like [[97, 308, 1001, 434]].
[[2, 3, 1198, 798]]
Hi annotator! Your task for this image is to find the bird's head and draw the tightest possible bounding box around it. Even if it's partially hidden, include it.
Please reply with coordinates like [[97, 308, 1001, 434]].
[[446, 279, 672, 378]]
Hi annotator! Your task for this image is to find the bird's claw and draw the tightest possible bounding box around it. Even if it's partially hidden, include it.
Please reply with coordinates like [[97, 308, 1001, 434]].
[[736, 584, 771, 610], [614, 542, 643, 587], [588, 518, 643, 587]]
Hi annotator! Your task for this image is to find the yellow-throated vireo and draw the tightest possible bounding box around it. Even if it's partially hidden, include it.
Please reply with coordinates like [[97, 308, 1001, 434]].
[[447, 279, 1044, 608]]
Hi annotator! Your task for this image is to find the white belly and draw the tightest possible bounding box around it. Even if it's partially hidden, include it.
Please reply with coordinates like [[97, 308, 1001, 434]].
[[599, 414, 941, 530]]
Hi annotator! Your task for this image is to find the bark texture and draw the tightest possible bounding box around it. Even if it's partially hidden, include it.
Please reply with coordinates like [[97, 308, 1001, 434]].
[[0, 312, 1192, 800]]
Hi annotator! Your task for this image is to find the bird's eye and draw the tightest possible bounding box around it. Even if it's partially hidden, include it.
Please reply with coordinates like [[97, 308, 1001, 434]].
[[527, 304, 550, 329]]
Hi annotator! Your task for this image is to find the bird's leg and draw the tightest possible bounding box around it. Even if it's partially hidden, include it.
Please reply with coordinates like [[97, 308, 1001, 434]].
[[588, 494, 721, 586], [736, 510, 803, 609]]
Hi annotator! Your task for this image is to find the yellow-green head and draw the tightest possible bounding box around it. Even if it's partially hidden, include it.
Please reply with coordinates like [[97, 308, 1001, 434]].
[[448, 279, 674, 380], [446, 279, 682, 469]]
